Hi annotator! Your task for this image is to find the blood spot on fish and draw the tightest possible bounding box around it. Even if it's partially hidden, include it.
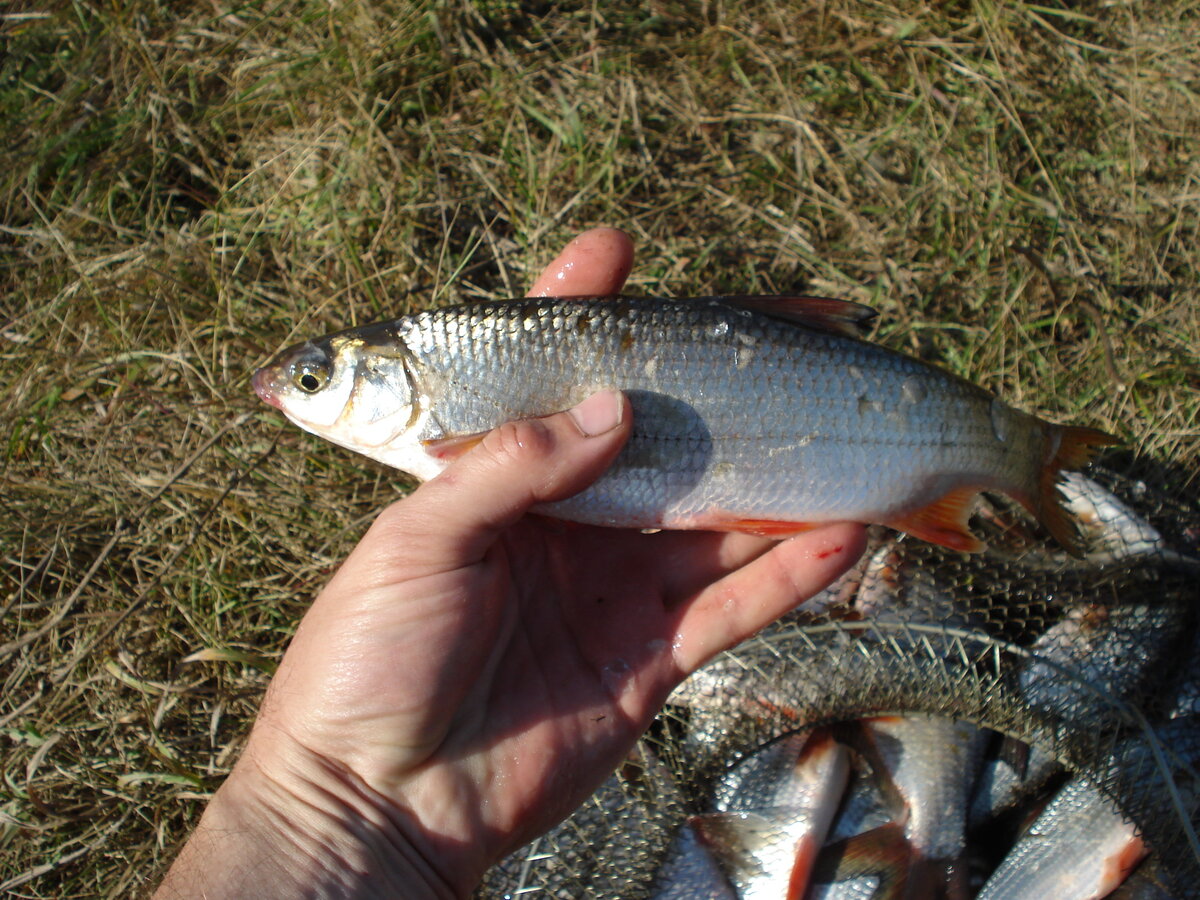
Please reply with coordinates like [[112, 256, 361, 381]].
[[990, 397, 1009, 442], [816, 546, 844, 559]]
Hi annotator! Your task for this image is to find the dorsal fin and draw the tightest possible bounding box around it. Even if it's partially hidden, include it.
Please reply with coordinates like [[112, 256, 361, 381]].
[[718, 295, 878, 338]]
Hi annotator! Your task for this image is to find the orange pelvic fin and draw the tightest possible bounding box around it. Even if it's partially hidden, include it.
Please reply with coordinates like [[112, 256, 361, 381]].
[[884, 486, 984, 553], [421, 431, 486, 461], [1036, 424, 1120, 556], [721, 295, 878, 338]]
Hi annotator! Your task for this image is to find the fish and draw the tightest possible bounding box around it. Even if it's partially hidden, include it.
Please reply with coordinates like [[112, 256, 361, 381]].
[[967, 736, 1063, 829], [978, 716, 1200, 900], [690, 729, 851, 899], [1056, 473, 1200, 572], [253, 295, 1116, 552], [650, 822, 738, 900], [857, 715, 989, 899], [1019, 600, 1184, 728], [974, 774, 1148, 900], [810, 823, 913, 900], [809, 771, 911, 900]]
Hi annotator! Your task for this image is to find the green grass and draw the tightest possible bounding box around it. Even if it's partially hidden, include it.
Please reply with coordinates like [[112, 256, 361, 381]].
[[1, 0, 1198, 894]]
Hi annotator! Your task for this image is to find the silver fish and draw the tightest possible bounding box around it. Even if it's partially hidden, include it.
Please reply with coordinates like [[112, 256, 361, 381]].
[[1019, 601, 1183, 727], [1058, 472, 1200, 572], [975, 774, 1148, 900], [810, 772, 910, 900], [691, 729, 851, 899], [858, 715, 988, 899], [254, 296, 1114, 552], [650, 822, 738, 900], [968, 736, 1062, 829]]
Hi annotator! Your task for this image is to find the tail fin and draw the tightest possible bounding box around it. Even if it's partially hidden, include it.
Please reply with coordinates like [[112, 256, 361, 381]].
[[1037, 425, 1119, 556]]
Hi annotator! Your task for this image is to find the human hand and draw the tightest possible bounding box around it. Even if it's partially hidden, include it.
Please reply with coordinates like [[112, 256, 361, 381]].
[[156, 228, 867, 899]]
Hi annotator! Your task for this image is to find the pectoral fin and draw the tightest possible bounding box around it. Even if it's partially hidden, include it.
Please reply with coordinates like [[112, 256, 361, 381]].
[[421, 431, 487, 461]]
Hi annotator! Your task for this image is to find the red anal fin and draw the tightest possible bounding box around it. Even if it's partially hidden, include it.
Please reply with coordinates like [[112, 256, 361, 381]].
[[1038, 424, 1120, 556], [421, 431, 486, 461], [707, 517, 821, 538], [720, 295, 878, 338], [884, 486, 984, 553]]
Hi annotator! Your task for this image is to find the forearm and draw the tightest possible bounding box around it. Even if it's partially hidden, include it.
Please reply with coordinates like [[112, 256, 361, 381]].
[[154, 751, 458, 900]]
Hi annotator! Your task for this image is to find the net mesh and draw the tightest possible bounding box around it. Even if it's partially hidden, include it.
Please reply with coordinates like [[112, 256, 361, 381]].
[[478, 467, 1200, 898]]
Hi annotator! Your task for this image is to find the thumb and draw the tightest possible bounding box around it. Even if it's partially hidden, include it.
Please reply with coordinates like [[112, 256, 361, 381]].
[[372, 390, 632, 572]]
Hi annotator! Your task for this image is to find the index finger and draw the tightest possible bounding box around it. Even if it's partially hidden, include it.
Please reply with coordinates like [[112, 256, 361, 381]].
[[528, 227, 634, 297]]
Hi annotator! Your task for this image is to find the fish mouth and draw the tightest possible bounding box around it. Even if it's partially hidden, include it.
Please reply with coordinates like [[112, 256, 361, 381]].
[[252, 367, 283, 410]]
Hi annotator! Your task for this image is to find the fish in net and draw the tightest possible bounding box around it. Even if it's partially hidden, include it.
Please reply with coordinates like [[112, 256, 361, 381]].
[[477, 466, 1200, 898]]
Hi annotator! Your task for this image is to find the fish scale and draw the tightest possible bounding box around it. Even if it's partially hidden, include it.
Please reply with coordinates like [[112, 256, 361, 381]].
[[255, 295, 1112, 550]]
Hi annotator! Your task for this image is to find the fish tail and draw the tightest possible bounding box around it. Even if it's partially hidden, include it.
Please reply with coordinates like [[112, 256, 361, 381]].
[[1034, 424, 1119, 556]]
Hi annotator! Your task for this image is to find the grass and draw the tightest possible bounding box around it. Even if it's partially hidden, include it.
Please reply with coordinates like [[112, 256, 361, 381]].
[[1, 0, 1198, 894]]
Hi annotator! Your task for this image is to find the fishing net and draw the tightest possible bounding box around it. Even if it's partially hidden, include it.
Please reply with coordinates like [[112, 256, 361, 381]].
[[477, 465, 1200, 898]]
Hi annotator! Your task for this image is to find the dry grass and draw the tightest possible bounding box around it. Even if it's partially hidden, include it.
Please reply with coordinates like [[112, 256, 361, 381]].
[[1, 0, 1198, 894]]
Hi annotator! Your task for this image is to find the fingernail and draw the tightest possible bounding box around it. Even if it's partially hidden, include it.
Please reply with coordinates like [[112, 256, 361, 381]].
[[568, 390, 623, 437]]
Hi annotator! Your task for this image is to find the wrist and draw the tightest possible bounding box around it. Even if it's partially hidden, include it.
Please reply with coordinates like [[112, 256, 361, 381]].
[[155, 738, 458, 900]]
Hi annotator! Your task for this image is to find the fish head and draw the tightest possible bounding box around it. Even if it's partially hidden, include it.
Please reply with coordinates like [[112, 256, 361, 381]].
[[253, 325, 425, 460]]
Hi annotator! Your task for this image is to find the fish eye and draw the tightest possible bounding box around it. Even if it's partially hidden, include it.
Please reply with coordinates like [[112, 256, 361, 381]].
[[293, 360, 330, 393]]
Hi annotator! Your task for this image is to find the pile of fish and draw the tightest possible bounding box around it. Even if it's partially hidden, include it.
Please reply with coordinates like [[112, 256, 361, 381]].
[[479, 471, 1200, 898]]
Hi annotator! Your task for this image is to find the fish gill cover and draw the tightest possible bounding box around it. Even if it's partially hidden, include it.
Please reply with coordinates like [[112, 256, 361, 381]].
[[477, 467, 1200, 899]]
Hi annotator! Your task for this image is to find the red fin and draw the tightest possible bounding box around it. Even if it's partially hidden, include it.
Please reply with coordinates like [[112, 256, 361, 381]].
[[1037, 424, 1120, 556], [692, 811, 823, 898], [788, 835, 820, 900], [421, 432, 486, 461], [720, 295, 878, 338], [702, 516, 821, 538], [811, 824, 911, 898], [884, 486, 984, 553]]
